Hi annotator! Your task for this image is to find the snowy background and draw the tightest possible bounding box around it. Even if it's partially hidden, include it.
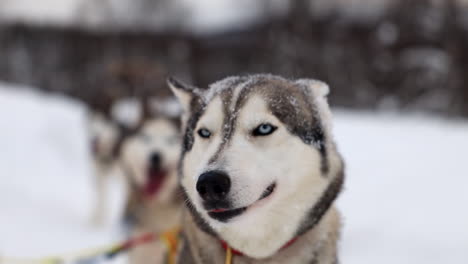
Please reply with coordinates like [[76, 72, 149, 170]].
[[0, 84, 467, 264], [0, 84, 127, 264], [1, 0, 468, 263]]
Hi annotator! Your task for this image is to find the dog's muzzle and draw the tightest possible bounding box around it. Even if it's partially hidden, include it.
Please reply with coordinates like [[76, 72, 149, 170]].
[[196, 170, 276, 222]]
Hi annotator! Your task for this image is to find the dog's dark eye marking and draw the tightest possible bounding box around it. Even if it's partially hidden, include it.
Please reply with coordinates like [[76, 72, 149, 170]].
[[252, 123, 277, 136], [197, 128, 212, 139]]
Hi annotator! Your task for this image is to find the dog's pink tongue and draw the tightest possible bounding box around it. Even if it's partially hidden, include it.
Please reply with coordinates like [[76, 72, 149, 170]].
[[211, 208, 228, 213], [143, 170, 166, 198]]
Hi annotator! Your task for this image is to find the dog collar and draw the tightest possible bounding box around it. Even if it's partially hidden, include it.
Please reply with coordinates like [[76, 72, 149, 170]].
[[219, 236, 298, 257]]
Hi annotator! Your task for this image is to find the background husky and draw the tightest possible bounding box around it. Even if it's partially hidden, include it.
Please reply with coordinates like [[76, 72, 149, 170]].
[[169, 74, 345, 264], [120, 116, 183, 264], [88, 97, 183, 263], [120, 117, 181, 225], [116, 99, 183, 264]]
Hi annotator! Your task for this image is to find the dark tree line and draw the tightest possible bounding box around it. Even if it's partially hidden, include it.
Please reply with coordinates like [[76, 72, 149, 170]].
[[0, 0, 467, 117]]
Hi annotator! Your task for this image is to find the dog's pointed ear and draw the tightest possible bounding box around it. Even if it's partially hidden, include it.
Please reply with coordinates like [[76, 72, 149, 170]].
[[296, 79, 330, 98], [167, 77, 198, 112], [297, 79, 333, 132]]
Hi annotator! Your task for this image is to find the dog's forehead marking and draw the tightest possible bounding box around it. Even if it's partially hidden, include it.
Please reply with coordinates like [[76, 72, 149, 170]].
[[205, 77, 274, 166], [206, 84, 239, 165], [203, 76, 248, 102]]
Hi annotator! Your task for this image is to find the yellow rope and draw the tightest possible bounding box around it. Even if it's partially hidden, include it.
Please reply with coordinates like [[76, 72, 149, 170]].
[[224, 246, 232, 264], [0, 256, 62, 264], [160, 227, 181, 264], [0, 243, 114, 264]]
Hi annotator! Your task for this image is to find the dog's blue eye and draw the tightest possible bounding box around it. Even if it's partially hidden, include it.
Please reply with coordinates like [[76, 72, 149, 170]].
[[197, 128, 212, 139], [253, 123, 277, 136]]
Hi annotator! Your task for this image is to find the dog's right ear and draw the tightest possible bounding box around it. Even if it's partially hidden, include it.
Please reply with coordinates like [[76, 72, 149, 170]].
[[167, 77, 198, 113], [296, 79, 330, 99]]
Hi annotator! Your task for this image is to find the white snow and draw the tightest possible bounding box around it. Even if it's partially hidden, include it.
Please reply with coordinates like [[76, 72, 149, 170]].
[[0, 85, 467, 263], [0, 84, 127, 264], [335, 110, 468, 264]]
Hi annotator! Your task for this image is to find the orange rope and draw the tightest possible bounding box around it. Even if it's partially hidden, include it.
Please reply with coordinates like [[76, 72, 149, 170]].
[[224, 246, 232, 264], [160, 227, 181, 264]]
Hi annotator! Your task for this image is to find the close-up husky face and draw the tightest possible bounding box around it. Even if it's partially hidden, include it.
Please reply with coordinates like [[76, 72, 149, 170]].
[[169, 75, 344, 258], [120, 118, 180, 199]]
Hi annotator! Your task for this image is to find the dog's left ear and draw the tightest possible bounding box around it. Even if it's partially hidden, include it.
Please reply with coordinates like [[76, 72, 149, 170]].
[[296, 79, 330, 99], [297, 79, 333, 131], [167, 77, 199, 113]]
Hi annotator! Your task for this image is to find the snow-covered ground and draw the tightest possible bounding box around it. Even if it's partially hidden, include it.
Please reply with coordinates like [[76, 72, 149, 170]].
[[334, 111, 468, 264], [0, 84, 127, 264], [0, 85, 467, 264]]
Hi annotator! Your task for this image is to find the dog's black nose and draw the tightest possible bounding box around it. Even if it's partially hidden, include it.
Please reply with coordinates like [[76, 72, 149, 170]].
[[196, 171, 231, 201], [150, 152, 161, 168]]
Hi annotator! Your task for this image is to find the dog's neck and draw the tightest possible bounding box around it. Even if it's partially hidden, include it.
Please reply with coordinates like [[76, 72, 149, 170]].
[[181, 172, 344, 259], [219, 235, 299, 257], [181, 205, 341, 263]]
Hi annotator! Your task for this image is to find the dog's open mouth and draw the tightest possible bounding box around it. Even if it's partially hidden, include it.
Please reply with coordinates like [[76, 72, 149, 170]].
[[143, 168, 167, 198], [208, 183, 276, 222]]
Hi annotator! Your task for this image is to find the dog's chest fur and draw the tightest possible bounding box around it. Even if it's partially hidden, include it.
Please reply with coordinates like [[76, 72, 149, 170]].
[[177, 207, 340, 264]]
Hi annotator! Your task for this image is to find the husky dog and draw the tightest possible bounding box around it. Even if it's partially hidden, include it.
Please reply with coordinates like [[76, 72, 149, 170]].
[[168, 74, 345, 264], [88, 97, 184, 263], [120, 115, 183, 264]]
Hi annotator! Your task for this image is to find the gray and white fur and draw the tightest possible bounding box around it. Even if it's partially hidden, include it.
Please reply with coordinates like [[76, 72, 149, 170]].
[[168, 74, 345, 264]]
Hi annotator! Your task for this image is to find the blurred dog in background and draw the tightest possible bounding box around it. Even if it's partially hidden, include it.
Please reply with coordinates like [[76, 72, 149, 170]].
[[120, 114, 182, 264], [88, 97, 183, 264]]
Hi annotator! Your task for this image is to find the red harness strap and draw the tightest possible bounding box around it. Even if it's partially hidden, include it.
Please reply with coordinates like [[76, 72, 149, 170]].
[[219, 237, 298, 257]]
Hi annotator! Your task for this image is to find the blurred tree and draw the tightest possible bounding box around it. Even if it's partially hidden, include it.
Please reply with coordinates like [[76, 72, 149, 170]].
[[0, 0, 467, 117]]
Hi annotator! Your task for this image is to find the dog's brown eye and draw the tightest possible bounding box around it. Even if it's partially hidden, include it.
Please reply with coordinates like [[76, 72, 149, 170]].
[[198, 128, 212, 139], [252, 123, 277, 136]]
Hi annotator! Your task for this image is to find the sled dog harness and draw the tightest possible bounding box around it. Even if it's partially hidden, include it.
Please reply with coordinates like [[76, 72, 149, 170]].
[[160, 227, 180, 264]]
